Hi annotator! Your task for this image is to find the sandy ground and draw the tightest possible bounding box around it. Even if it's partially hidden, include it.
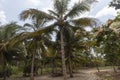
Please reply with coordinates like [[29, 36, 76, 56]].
[[35, 69, 112, 80], [7, 69, 103, 80], [96, 69, 120, 80]]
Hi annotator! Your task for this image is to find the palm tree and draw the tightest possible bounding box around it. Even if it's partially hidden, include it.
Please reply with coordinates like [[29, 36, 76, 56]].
[[20, 0, 97, 79], [0, 22, 23, 80], [23, 23, 42, 80], [65, 30, 86, 77], [20, 7, 58, 79]]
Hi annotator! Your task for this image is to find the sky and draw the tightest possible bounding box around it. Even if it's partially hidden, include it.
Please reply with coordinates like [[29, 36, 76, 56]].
[[0, 0, 118, 25]]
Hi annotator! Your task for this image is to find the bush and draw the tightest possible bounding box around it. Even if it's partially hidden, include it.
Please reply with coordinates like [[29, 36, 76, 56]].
[[11, 66, 19, 75], [0, 66, 12, 78]]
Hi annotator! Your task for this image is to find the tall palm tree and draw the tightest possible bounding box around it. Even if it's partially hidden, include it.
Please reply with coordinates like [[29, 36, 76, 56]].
[[20, 0, 97, 79], [20, 15, 54, 79], [23, 22, 42, 80]]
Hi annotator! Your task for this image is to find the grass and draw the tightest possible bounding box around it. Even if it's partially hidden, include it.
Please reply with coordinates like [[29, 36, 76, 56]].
[[99, 66, 112, 70], [10, 72, 23, 78]]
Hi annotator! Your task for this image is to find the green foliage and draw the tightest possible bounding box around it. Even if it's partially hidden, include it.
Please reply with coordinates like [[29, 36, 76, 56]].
[[95, 20, 120, 66], [109, 0, 120, 9], [11, 66, 19, 75], [2, 0, 117, 79]]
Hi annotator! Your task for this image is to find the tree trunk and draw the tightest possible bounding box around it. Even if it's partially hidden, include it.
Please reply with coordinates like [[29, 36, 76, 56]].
[[96, 64, 100, 72], [30, 52, 35, 80], [30, 39, 38, 80], [40, 61, 43, 75], [60, 29, 67, 80], [113, 65, 117, 73], [111, 63, 117, 73], [40, 67, 43, 75], [3, 54, 7, 80], [51, 59, 55, 74], [68, 53, 73, 77]]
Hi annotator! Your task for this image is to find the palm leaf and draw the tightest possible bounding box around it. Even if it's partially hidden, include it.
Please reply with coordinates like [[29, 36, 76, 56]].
[[64, 0, 96, 19], [24, 23, 35, 31], [53, 0, 70, 17], [71, 17, 98, 27], [20, 8, 54, 21], [8, 23, 57, 47], [48, 10, 59, 18], [0, 22, 24, 41]]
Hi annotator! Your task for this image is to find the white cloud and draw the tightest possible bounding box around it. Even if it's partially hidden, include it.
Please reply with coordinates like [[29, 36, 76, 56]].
[[26, 0, 41, 7], [0, 11, 7, 24], [0, 0, 5, 3], [0, 0, 4, 8], [95, 6, 117, 18], [41, 0, 53, 12], [71, 0, 79, 3]]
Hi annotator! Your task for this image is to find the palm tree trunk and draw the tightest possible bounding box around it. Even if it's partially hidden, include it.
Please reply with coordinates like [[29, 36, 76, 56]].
[[30, 39, 38, 80], [3, 53, 7, 80], [40, 61, 43, 75], [40, 67, 43, 75], [68, 53, 73, 77], [51, 59, 55, 74], [96, 64, 100, 72], [112, 64, 117, 73], [60, 29, 67, 80], [113, 66, 117, 72], [23, 42, 27, 56], [30, 52, 35, 80]]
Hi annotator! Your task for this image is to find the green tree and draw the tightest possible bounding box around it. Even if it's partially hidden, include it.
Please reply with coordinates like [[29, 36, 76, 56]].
[[20, 15, 54, 79], [95, 20, 120, 72], [109, 0, 120, 9], [0, 22, 23, 80], [20, 0, 97, 79]]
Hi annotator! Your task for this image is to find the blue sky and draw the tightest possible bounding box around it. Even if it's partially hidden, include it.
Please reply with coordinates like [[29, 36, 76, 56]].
[[0, 0, 118, 25]]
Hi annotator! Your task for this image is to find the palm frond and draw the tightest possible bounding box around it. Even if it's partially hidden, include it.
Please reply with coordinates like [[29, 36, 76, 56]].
[[24, 23, 35, 31], [48, 10, 59, 18], [0, 22, 24, 41], [20, 8, 54, 21], [83, 0, 97, 4], [64, 0, 96, 19], [31, 23, 57, 37], [53, 0, 70, 17], [71, 17, 98, 27], [8, 23, 57, 47]]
